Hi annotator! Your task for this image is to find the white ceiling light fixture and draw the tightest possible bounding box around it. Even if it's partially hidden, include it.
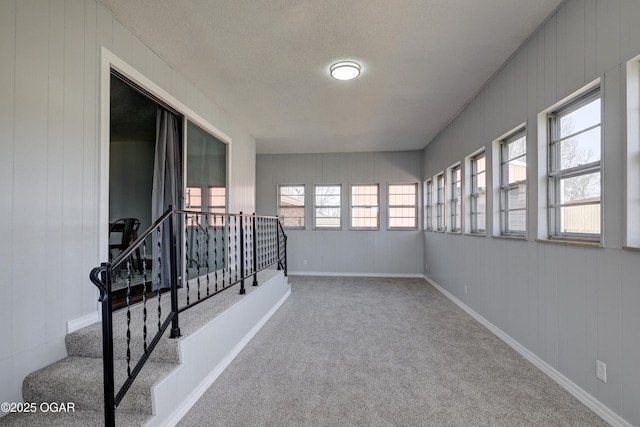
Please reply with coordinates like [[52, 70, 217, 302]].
[[330, 61, 361, 80]]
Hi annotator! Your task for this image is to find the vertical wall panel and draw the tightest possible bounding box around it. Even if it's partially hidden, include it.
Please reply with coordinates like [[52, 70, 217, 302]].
[[584, 0, 597, 82], [595, 0, 621, 76], [602, 66, 624, 249], [620, 0, 640, 61], [0, 0, 16, 362], [12, 0, 50, 353], [81, 0, 99, 313], [564, 0, 586, 94], [555, 5, 568, 100], [62, 0, 86, 316], [620, 250, 640, 423], [595, 249, 622, 415], [45, 0, 66, 340], [544, 15, 557, 106]]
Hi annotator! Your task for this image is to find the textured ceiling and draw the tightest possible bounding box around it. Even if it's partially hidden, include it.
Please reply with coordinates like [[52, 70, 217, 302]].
[[98, 0, 564, 154]]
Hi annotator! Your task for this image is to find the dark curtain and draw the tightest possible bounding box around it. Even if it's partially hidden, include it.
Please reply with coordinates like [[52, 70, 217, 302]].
[[152, 108, 183, 290]]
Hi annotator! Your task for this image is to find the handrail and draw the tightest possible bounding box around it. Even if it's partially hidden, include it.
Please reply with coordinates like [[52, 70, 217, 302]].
[[89, 206, 287, 426]]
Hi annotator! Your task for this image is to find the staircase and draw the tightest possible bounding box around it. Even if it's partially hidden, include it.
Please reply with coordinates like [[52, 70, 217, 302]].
[[0, 269, 291, 427], [0, 298, 181, 426]]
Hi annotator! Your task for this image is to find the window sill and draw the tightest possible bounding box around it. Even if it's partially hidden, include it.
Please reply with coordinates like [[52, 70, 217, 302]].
[[492, 234, 526, 241], [446, 231, 462, 235], [623, 246, 640, 252], [466, 232, 487, 238], [535, 238, 602, 248]]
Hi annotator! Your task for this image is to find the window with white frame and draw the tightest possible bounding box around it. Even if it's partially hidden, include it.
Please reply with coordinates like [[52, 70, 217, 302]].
[[208, 186, 226, 226], [436, 174, 445, 231], [351, 184, 379, 229], [388, 183, 418, 229], [548, 88, 601, 241], [314, 185, 341, 229], [470, 153, 486, 234], [278, 185, 305, 229], [186, 186, 202, 226], [425, 179, 433, 231], [449, 166, 461, 232], [500, 130, 526, 235]]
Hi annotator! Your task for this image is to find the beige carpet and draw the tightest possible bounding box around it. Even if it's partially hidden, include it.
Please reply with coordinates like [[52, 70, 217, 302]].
[[178, 275, 607, 427]]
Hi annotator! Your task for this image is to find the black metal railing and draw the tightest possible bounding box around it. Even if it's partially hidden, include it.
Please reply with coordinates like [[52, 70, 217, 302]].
[[90, 206, 287, 426]]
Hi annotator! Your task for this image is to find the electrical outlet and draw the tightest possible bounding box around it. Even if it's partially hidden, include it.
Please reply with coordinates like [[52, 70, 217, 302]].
[[596, 360, 607, 382], [303, 259, 308, 265], [425, 263, 428, 270], [464, 285, 468, 294]]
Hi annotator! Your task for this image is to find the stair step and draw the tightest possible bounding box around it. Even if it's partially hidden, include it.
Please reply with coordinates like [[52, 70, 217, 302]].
[[66, 319, 180, 364], [22, 356, 176, 415], [0, 408, 149, 426]]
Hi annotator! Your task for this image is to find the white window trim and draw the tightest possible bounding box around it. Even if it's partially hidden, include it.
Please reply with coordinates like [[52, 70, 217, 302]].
[[278, 184, 306, 230], [448, 164, 462, 233], [469, 152, 486, 235], [314, 184, 342, 230], [350, 183, 380, 230], [387, 182, 419, 230], [435, 173, 446, 232], [424, 179, 433, 231], [498, 127, 527, 237], [537, 79, 602, 243]]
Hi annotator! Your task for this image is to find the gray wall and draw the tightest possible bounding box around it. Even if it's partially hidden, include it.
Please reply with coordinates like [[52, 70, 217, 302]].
[[257, 152, 423, 275], [422, 0, 640, 425], [0, 0, 256, 411]]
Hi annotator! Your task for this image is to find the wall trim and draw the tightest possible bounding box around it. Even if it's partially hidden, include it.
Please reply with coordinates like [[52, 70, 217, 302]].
[[424, 274, 632, 427], [288, 271, 424, 278], [66, 309, 101, 334]]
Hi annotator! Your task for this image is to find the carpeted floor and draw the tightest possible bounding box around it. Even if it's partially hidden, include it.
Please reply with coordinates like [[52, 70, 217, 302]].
[[178, 275, 607, 427]]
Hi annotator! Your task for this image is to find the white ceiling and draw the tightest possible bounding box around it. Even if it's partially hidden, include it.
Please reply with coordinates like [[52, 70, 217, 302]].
[[98, 0, 565, 154]]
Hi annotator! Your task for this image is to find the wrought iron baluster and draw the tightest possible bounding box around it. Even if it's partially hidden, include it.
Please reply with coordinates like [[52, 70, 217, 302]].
[[156, 227, 162, 332], [222, 214, 226, 289], [196, 214, 201, 302], [185, 214, 190, 307], [234, 215, 238, 283], [205, 213, 210, 296], [214, 216, 218, 293], [142, 239, 148, 353], [126, 258, 132, 377]]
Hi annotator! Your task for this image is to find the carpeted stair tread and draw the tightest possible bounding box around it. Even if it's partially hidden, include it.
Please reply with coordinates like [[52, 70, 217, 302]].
[[66, 320, 180, 363], [23, 356, 176, 415], [0, 408, 149, 426]]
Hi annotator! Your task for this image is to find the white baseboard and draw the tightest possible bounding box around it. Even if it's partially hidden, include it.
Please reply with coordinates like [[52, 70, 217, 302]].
[[288, 271, 424, 278], [424, 274, 631, 427], [66, 309, 101, 334]]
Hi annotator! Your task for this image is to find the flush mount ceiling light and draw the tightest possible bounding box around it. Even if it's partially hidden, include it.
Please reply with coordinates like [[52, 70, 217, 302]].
[[330, 61, 361, 80]]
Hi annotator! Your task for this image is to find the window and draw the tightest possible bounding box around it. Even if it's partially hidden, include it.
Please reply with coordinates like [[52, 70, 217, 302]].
[[548, 88, 601, 241], [278, 185, 305, 229], [436, 174, 445, 231], [388, 183, 418, 229], [470, 153, 486, 234], [449, 166, 461, 232], [314, 185, 341, 229], [351, 184, 379, 229], [425, 179, 433, 231], [500, 130, 526, 235], [208, 186, 226, 226], [186, 187, 202, 226]]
